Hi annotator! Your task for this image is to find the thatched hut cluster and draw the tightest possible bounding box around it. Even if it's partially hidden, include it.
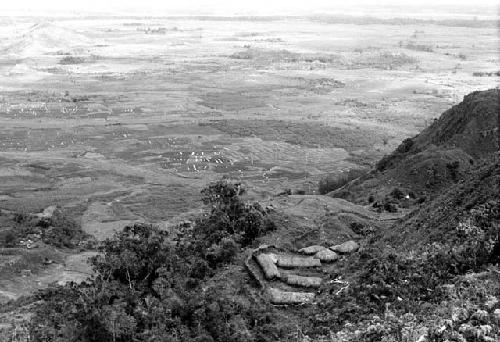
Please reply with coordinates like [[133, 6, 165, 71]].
[[250, 240, 360, 305]]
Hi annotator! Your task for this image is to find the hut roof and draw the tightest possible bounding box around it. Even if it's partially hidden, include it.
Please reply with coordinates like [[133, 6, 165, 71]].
[[255, 253, 280, 279], [298, 245, 327, 255], [284, 274, 322, 288], [276, 255, 321, 268], [267, 288, 315, 305], [313, 249, 339, 262], [329, 240, 359, 254]]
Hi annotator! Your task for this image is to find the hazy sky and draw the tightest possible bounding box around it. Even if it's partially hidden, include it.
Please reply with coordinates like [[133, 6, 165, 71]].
[[1, 0, 498, 16]]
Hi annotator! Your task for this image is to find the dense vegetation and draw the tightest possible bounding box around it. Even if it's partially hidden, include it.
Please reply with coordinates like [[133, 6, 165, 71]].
[[28, 181, 281, 342], [1, 210, 88, 249], [25, 170, 499, 342], [310, 196, 500, 341]]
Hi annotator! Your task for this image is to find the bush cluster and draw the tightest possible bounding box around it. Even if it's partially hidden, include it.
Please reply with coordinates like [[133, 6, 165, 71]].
[[59, 56, 85, 65], [1, 210, 88, 248], [28, 181, 283, 342], [309, 201, 499, 339]]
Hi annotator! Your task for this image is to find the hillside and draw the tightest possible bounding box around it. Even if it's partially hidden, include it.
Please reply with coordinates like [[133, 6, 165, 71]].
[[331, 88, 499, 205], [380, 88, 499, 167], [384, 153, 499, 250], [307, 90, 500, 341], [2, 22, 93, 58]]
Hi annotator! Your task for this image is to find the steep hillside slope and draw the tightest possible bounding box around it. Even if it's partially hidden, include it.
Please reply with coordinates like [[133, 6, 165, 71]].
[[378, 88, 499, 171], [304, 93, 500, 341], [384, 152, 499, 250], [331, 88, 499, 204], [412, 89, 499, 158]]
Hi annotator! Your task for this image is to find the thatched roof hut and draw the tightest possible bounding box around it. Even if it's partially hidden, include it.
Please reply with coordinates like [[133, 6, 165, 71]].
[[267, 288, 315, 304], [283, 274, 322, 288], [275, 255, 321, 268], [298, 245, 326, 255], [313, 249, 339, 262], [330, 240, 359, 254], [255, 253, 280, 279]]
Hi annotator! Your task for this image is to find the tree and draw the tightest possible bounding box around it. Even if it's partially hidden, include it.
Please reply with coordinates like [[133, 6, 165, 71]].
[[196, 180, 274, 248], [91, 223, 177, 289], [28, 182, 280, 342], [4, 231, 16, 247]]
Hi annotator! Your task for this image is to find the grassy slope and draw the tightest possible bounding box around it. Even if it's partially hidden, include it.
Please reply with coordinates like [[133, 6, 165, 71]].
[[331, 88, 499, 204], [385, 153, 499, 250]]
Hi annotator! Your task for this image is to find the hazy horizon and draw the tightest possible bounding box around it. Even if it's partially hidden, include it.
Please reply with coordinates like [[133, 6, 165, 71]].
[[1, 0, 498, 19]]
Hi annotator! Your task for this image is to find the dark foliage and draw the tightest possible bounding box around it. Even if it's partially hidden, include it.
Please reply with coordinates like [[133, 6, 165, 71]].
[[389, 188, 405, 200], [28, 181, 283, 342], [446, 160, 460, 182], [41, 211, 89, 248], [309, 198, 499, 337], [318, 169, 366, 195], [59, 56, 85, 64], [2, 231, 16, 247], [1, 210, 88, 248], [195, 180, 275, 249]]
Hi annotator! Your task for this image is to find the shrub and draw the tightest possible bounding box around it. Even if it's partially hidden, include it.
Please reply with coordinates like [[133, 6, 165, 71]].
[[6, 209, 88, 248], [40, 211, 88, 248], [29, 209, 284, 342], [3, 231, 16, 247], [390, 188, 405, 200], [205, 238, 239, 267], [405, 42, 434, 52], [13, 212, 29, 224], [59, 56, 85, 65], [196, 180, 275, 248], [350, 222, 374, 236], [417, 196, 427, 204], [446, 160, 460, 181], [383, 201, 398, 213]]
